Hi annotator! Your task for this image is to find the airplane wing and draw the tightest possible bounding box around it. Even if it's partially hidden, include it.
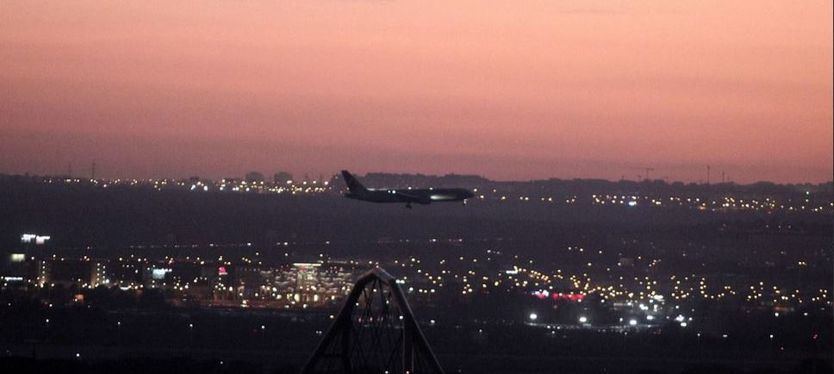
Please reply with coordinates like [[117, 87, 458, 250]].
[[395, 191, 430, 204]]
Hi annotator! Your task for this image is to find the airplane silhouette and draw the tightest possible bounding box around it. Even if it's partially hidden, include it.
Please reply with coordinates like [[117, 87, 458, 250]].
[[341, 170, 474, 208]]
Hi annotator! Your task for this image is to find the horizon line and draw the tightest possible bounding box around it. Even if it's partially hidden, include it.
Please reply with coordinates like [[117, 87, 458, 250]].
[[1, 171, 831, 188]]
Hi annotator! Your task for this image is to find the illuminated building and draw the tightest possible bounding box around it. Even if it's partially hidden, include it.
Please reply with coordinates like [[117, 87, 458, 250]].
[[272, 263, 356, 306], [0, 252, 29, 284], [21, 233, 51, 246], [90, 261, 109, 287], [39, 259, 108, 288]]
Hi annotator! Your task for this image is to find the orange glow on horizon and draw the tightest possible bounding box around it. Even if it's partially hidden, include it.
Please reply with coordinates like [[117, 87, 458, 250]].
[[1, 1, 831, 183]]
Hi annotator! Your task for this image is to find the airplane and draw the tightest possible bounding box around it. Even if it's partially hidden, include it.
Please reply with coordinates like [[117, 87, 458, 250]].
[[341, 170, 474, 208]]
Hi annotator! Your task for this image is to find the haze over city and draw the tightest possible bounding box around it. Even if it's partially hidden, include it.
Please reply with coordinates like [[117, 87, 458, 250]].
[[2, 1, 832, 183]]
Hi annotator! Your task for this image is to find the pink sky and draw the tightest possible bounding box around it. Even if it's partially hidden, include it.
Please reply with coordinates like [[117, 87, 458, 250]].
[[1, 1, 831, 182]]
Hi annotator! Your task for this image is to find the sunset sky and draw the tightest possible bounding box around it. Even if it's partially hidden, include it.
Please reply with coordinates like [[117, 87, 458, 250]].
[[1, 1, 831, 182]]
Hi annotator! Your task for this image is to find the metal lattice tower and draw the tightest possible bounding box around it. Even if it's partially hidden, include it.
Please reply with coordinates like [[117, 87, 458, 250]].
[[301, 268, 445, 374]]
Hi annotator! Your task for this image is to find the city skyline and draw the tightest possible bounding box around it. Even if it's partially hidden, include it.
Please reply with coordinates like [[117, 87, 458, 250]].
[[1, 1, 832, 183]]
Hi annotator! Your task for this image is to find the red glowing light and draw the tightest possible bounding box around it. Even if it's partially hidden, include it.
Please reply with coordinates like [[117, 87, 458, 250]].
[[532, 290, 585, 302], [551, 292, 585, 302]]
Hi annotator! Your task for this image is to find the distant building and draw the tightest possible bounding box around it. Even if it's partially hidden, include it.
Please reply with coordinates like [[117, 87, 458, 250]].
[[2, 233, 52, 284], [245, 171, 265, 183], [91, 261, 108, 287], [273, 263, 355, 306], [273, 171, 293, 184], [0, 252, 29, 284], [108, 261, 144, 288], [21, 233, 51, 246], [39, 259, 108, 287], [215, 262, 357, 308]]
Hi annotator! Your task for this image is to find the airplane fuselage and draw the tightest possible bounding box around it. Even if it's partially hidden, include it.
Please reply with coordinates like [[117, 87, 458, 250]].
[[345, 188, 474, 205], [340, 170, 474, 207]]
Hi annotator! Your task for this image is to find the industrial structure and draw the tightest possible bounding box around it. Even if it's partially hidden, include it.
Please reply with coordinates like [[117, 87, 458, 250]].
[[302, 268, 444, 374]]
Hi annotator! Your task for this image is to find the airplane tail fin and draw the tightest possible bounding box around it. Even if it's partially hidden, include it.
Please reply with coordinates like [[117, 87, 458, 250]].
[[341, 170, 367, 193]]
